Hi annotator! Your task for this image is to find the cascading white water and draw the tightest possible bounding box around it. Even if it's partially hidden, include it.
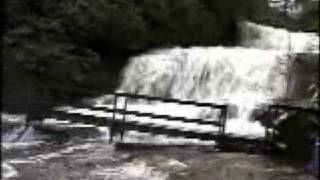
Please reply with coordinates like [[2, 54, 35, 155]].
[[239, 21, 319, 53], [118, 47, 289, 122], [107, 21, 319, 137]]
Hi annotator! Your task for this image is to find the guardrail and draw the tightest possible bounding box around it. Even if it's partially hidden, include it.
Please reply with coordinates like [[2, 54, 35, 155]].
[[3, 86, 228, 143], [5, 85, 318, 145], [107, 92, 228, 143]]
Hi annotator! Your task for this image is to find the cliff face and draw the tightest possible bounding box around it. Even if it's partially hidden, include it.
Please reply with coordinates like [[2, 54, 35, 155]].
[[287, 53, 319, 102]]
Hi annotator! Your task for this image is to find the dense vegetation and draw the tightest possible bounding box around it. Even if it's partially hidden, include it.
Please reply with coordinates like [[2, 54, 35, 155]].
[[3, 0, 319, 113], [252, 0, 319, 32], [4, 0, 266, 57]]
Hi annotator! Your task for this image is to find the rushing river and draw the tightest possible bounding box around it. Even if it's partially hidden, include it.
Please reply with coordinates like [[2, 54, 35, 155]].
[[2, 22, 319, 179], [1, 113, 317, 180]]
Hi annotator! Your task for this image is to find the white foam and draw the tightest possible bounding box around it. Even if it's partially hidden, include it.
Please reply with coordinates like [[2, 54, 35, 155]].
[[2, 162, 19, 179], [1, 113, 26, 124], [27, 143, 97, 163], [225, 118, 265, 138], [90, 159, 168, 180], [2, 141, 43, 150], [123, 131, 216, 145]]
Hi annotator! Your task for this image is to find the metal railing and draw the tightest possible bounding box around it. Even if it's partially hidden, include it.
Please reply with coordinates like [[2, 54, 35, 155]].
[[5, 85, 318, 145], [107, 92, 228, 143]]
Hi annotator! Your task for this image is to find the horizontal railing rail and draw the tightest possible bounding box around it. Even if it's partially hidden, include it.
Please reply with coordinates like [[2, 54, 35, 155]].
[[114, 92, 226, 108], [62, 105, 223, 126]]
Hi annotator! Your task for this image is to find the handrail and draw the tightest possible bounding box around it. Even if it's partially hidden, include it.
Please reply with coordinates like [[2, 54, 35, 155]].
[[107, 92, 228, 143], [63, 105, 222, 126], [114, 92, 226, 108], [4, 87, 229, 143]]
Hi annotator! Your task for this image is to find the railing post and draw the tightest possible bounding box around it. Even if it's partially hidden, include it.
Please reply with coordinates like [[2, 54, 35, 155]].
[[26, 87, 30, 125], [218, 106, 227, 136], [265, 106, 271, 141], [218, 109, 222, 135], [120, 97, 128, 142], [271, 108, 278, 142], [220, 106, 227, 136], [109, 93, 118, 144]]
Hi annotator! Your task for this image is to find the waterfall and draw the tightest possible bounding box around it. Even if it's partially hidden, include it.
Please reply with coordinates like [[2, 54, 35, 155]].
[[96, 21, 318, 137], [239, 21, 319, 53], [116, 47, 289, 126]]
